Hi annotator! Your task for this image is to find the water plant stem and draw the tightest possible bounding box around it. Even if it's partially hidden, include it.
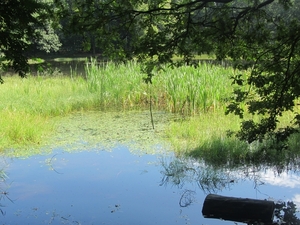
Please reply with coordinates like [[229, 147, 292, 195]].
[[149, 83, 155, 129]]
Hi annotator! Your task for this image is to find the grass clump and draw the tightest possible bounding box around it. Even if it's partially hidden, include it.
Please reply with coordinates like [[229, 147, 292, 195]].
[[0, 59, 245, 156], [0, 110, 53, 151], [158, 63, 233, 114], [165, 106, 300, 169], [84, 59, 234, 114], [85, 59, 149, 110], [165, 109, 248, 164], [0, 75, 99, 151]]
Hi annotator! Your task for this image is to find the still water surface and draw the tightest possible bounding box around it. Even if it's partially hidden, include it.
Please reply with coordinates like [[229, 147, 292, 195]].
[[1, 146, 300, 225]]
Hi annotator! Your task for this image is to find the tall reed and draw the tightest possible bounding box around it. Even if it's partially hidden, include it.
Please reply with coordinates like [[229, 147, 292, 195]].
[[1, 60, 237, 151], [152, 62, 234, 115], [85, 59, 149, 110], [84, 60, 235, 115]]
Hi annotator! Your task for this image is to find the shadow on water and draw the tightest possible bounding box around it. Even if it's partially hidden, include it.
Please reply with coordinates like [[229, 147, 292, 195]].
[[1, 147, 300, 225]]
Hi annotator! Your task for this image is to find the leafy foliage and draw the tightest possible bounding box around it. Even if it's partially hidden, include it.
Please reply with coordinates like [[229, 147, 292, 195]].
[[0, 0, 52, 77], [59, 0, 300, 145], [30, 20, 62, 53], [274, 201, 300, 225], [226, 1, 300, 144], [2, 0, 300, 145]]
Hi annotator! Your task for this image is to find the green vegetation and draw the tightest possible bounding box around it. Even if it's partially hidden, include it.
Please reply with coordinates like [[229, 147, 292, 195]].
[[59, 0, 300, 145], [85, 59, 234, 113], [2, 0, 300, 149], [166, 106, 300, 168], [2, 58, 300, 165], [0, 60, 234, 153]]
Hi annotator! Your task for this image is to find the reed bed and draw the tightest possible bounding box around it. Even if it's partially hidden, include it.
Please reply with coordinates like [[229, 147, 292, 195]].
[[0, 59, 238, 153], [85, 59, 149, 110], [85, 59, 234, 114], [157, 63, 233, 114]]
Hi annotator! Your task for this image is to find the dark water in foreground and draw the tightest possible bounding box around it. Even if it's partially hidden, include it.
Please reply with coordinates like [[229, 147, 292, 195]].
[[1, 146, 300, 225]]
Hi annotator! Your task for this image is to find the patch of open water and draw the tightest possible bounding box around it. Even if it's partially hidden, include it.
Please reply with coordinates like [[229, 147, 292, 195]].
[[1, 146, 300, 225]]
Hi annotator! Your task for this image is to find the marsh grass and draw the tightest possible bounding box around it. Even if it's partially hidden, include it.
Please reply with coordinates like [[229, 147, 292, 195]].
[[3, 59, 299, 164], [0, 74, 99, 151], [0, 110, 53, 150], [85, 59, 234, 114], [0, 75, 98, 116], [166, 106, 300, 168], [1, 60, 235, 152], [85, 59, 149, 110], [165, 108, 246, 156], [153, 63, 234, 114]]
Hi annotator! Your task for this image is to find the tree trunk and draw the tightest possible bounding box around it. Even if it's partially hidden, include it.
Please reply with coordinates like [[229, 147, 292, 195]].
[[202, 194, 275, 224]]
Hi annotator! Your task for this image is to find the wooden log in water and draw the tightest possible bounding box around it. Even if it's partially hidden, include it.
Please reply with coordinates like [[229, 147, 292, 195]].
[[202, 194, 275, 224]]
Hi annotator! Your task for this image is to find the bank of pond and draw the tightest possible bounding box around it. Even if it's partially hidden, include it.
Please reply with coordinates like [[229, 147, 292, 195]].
[[0, 59, 300, 224], [1, 59, 300, 163]]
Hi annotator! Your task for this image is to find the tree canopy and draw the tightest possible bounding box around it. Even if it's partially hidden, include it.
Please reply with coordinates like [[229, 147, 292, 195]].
[[1, 0, 300, 146], [0, 0, 55, 78]]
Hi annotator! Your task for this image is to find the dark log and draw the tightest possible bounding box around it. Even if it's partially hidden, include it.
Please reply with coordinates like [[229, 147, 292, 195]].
[[202, 194, 275, 224]]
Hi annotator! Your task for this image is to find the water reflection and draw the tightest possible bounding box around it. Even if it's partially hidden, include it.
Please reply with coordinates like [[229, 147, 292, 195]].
[[274, 201, 300, 225], [161, 156, 300, 196], [160, 156, 300, 224], [160, 157, 235, 193], [1, 148, 204, 225], [0, 147, 300, 225]]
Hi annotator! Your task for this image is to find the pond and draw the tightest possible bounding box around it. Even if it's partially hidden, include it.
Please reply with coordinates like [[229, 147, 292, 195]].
[[1, 111, 300, 225]]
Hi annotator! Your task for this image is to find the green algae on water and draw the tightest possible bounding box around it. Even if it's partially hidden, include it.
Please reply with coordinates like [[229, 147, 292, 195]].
[[46, 110, 174, 155]]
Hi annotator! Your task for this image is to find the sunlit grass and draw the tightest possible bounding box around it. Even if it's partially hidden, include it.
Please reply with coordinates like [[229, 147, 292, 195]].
[[157, 63, 233, 114], [166, 105, 300, 167], [0, 110, 53, 152], [0, 75, 98, 116], [85, 59, 150, 110], [85, 59, 234, 114], [6, 59, 295, 163], [0, 74, 100, 151], [165, 108, 247, 158]]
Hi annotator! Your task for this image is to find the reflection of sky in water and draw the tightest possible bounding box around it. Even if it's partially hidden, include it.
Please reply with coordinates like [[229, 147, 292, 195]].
[[253, 169, 300, 207], [0, 147, 300, 225], [261, 170, 300, 188]]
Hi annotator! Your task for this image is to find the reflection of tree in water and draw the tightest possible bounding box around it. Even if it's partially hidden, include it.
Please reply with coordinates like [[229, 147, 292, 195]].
[[160, 157, 237, 208], [160, 156, 300, 223], [246, 200, 300, 225], [160, 157, 234, 193], [0, 168, 9, 215], [160, 155, 300, 195], [179, 190, 196, 207], [273, 201, 300, 225]]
